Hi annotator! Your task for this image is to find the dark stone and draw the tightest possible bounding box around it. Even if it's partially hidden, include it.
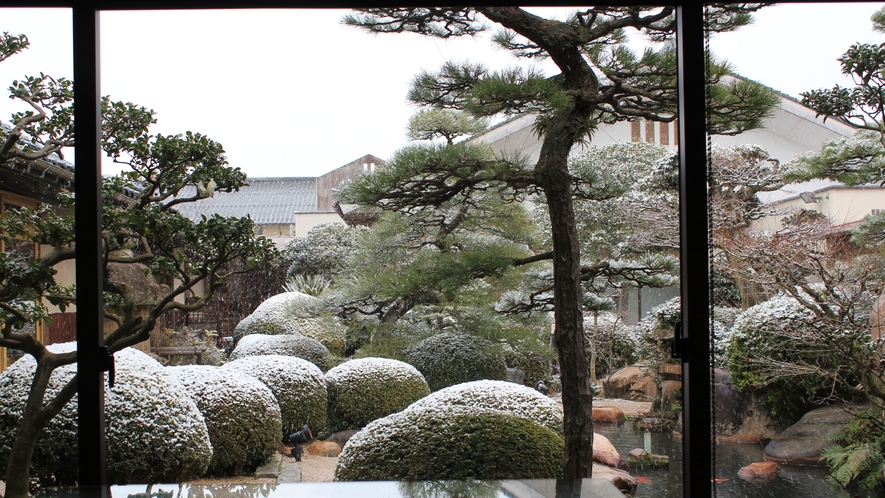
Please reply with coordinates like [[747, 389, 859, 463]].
[[763, 404, 867, 465], [603, 365, 656, 402], [327, 429, 360, 448]]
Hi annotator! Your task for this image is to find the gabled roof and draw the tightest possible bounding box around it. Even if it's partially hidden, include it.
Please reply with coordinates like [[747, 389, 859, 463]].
[[174, 177, 317, 225]]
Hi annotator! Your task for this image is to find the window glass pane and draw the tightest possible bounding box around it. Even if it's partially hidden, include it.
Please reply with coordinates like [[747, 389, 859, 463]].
[[709, 3, 883, 497], [0, 7, 78, 496]]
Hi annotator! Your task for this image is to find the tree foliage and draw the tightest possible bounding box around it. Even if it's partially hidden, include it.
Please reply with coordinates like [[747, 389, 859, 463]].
[[340, 5, 775, 478], [0, 34, 278, 497]]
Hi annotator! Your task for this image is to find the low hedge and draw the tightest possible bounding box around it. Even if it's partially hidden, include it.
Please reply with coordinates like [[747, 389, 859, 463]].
[[325, 357, 429, 432], [221, 354, 327, 434], [406, 333, 507, 391], [405, 380, 563, 436], [335, 406, 563, 481], [168, 365, 282, 475], [230, 334, 330, 371], [0, 345, 212, 485]]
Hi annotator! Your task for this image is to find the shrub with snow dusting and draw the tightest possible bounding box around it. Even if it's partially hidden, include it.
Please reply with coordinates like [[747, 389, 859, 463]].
[[334, 405, 563, 481], [231, 291, 346, 355], [221, 354, 327, 434], [230, 334, 330, 370], [406, 333, 507, 391], [167, 365, 282, 475], [0, 344, 212, 485], [405, 380, 563, 436], [325, 358, 430, 432]]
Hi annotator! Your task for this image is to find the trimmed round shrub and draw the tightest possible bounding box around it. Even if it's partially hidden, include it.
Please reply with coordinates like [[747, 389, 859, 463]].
[[405, 380, 563, 436], [325, 358, 430, 432], [221, 354, 327, 434], [167, 365, 282, 475], [335, 406, 563, 481], [232, 291, 346, 355], [230, 334, 330, 370], [0, 345, 212, 485], [406, 333, 507, 391]]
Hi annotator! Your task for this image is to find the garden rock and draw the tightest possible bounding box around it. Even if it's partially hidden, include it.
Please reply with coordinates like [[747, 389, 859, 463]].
[[405, 380, 563, 436], [656, 379, 681, 413], [221, 354, 327, 435], [603, 365, 656, 401], [335, 406, 564, 481], [763, 404, 867, 465], [592, 406, 625, 423], [0, 344, 212, 485], [713, 368, 776, 443], [229, 333, 330, 370], [591, 464, 638, 495], [325, 357, 430, 432], [738, 461, 781, 481], [327, 429, 360, 448], [167, 365, 282, 475], [594, 433, 626, 470], [307, 441, 342, 457], [406, 333, 507, 391]]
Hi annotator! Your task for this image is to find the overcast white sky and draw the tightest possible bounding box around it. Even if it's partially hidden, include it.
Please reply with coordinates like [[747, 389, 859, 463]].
[[0, 4, 882, 178]]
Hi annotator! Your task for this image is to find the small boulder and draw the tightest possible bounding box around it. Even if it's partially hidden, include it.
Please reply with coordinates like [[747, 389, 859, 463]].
[[657, 379, 681, 413], [628, 448, 648, 460], [738, 462, 781, 481], [307, 441, 342, 457], [592, 463, 637, 495], [592, 406, 625, 423], [603, 365, 656, 402], [327, 430, 360, 448], [593, 433, 626, 470], [764, 404, 866, 465]]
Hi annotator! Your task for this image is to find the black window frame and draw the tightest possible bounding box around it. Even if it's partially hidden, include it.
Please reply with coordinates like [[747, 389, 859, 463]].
[[2, 2, 750, 496]]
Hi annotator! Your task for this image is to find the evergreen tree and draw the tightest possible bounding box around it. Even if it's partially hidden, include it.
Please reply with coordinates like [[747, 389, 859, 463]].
[[341, 6, 775, 477]]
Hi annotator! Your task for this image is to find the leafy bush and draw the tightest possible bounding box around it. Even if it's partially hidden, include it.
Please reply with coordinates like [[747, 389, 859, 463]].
[[325, 357, 430, 432], [221, 354, 327, 434], [406, 333, 507, 391], [335, 406, 563, 481], [584, 312, 646, 380], [229, 333, 330, 370], [281, 222, 367, 281], [405, 380, 563, 436], [0, 345, 212, 485], [167, 365, 282, 476], [725, 294, 865, 426]]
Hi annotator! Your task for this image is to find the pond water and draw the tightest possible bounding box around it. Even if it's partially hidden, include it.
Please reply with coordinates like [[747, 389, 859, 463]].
[[596, 423, 876, 497]]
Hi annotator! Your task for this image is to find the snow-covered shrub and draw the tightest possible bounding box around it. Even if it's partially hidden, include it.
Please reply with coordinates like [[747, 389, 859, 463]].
[[405, 380, 563, 436], [406, 333, 507, 391], [335, 406, 563, 481], [0, 345, 212, 485], [167, 365, 282, 475], [325, 358, 430, 432], [725, 294, 866, 425], [231, 291, 346, 355], [229, 334, 330, 370], [221, 354, 327, 434]]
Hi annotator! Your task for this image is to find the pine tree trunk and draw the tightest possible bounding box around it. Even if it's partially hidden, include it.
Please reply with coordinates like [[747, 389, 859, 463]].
[[536, 111, 594, 479]]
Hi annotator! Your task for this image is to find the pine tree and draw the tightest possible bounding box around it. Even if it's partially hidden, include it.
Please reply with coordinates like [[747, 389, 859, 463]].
[[341, 6, 775, 478]]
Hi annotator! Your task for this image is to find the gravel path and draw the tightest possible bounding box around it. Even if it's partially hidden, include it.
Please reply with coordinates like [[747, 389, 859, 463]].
[[299, 453, 338, 482]]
